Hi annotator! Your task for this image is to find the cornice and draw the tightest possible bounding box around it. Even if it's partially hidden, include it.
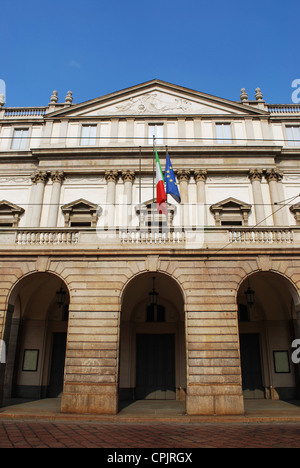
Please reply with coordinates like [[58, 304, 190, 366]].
[[29, 145, 283, 159]]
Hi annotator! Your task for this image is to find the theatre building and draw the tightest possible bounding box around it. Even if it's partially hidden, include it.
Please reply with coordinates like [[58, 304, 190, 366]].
[[0, 79, 300, 415]]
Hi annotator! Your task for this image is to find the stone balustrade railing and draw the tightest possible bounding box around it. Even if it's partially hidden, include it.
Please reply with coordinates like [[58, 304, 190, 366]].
[[228, 227, 294, 244], [119, 228, 185, 244], [267, 104, 300, 114], [15, 229, 79, 245], [0, 226, 295, 248], [4, 107, 47, 118]]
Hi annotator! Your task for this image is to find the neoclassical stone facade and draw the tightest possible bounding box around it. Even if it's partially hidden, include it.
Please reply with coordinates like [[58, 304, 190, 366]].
[[0, 79, 300, 415]]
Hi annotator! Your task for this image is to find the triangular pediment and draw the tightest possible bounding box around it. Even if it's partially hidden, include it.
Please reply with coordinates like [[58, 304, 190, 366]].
[[0, 200, 25, 214], [210, 197, 251, 211], [61, 198, 99, 213], [46, 80, 267, 119]]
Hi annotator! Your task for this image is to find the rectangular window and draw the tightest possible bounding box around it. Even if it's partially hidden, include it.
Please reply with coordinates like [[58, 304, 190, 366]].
[[273, 350, 290, 373], [22, 349, 39, 372], [11, 128, 29, 150], [148, 124, 164, 145], [286, 125, 300, 146], [216, 123, 232, 144], [80, 124, 97, 146]]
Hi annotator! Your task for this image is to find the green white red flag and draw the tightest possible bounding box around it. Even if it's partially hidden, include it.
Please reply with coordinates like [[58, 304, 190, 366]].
[[155, 150, 167, 214]]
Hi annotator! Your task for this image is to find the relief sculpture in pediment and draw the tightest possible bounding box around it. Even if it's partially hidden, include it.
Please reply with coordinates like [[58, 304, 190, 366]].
[[114, 92, 192, 114]]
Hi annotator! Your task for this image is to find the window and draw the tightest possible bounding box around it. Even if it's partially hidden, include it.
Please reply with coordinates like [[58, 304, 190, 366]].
[[148, 124, 163, 145], [215, 123, 232, 144], [80, 125, 97, 146], [11, 128, 29, 150], [286, 125, 300, 146], [290, 202, 300, 224], [273, 351, 290, 373], [146, 304, 166, 322], [136, 200, 176, 232], [210, 198, 251, 226], [61, 199, 101, 227], [0, 200, 25, 227]]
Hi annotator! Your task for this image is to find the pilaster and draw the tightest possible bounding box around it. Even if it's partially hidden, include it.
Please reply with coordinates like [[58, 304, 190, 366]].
[[29, 171, 48, 227], [47, 171, 65, 227], [265, 169, 284, 226], [105, 170, 119, 227], [194, 169, 207, 226], [248, 169, 266, 226], [177, 169, 190, 227]]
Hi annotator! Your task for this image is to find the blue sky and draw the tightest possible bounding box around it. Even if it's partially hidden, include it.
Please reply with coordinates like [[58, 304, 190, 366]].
[[1, 0, 299, 107]]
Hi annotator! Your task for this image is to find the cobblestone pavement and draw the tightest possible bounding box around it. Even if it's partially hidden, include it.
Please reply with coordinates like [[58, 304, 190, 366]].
[[0, 420, 300, 448]]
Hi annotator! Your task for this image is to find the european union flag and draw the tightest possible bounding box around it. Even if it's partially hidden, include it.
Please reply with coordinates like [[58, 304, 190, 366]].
[[165, 153, 181, 203]]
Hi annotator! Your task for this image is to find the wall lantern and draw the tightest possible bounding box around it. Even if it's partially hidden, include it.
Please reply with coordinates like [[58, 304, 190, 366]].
[[245, 280, 255, 306], [56, 284, 67, 307]]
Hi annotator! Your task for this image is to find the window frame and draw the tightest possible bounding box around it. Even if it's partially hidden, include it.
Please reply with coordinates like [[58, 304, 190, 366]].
[[285, 125, 300, 147], [11, 128, 29, 150], [148, 123, 164, 145], [80, 124, 97, 146], [61, 198, 101, 227], [210, 197, 251, 226], [215, 122, 232, 144]]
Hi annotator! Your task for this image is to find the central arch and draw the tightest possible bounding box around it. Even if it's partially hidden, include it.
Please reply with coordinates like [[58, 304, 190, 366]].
[[118, 271, 186, 406]]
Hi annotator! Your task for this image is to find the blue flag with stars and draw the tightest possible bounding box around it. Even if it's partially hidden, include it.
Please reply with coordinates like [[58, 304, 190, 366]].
[[165, 153, 181, 203]]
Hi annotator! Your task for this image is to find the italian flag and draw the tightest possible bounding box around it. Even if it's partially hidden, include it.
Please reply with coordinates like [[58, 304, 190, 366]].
[[155, 150, 167, 214]]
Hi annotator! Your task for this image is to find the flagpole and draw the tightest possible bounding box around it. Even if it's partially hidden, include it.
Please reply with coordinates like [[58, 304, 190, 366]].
[[139, 146, 141, 207], [165, 145, 168, 203], [152, 135, 155, 202]]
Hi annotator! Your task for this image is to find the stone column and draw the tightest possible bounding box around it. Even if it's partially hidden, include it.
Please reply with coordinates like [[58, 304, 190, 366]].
[[105, 170, 119, 228], [122, 170, 135, 228], [122, 170, 135, 205], [47, 171, 65, 227], [248, 169, 266, 226], [177, 169, 190, 228], [265, 169, 284, 225], [194, 170, 207, 227], [30, 171, 48, 227]]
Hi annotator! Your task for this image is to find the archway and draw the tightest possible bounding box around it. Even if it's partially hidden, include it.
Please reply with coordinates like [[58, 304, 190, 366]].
[[118, 272, 186, 406], [2, 272, 69, 405], [237, 271, 300, 401]]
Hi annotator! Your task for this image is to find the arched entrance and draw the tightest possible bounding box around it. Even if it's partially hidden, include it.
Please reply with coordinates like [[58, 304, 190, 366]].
[[2, 272, 69, 405], [118, 272, 186, 406], [237, 271, 300, 401]]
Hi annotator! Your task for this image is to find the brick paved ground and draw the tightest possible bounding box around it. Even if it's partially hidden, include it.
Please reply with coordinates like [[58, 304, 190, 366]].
[[0, 420, 300, 449]]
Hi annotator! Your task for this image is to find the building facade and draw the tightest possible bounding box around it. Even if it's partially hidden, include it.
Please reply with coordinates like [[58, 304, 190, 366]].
[[0, 79, 300, 415]]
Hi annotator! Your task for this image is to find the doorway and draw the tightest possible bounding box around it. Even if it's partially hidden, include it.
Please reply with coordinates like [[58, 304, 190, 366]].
[[136, 334, 175, 400], [47, 333, 67, 398], [239, 333, 264, 399], [119, 272, 186, 406]]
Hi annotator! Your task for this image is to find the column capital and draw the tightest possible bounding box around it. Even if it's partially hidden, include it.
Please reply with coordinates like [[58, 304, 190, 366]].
[[265, 168, 283, 182], [176, 169, 191, 182], [50, 170, 65, 184], [31, 171, 48, 185], [122, 170, 136, 183], [248, 168, 263, 182], [105, 170, 119, 183], [194, 169, 207, 183]]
